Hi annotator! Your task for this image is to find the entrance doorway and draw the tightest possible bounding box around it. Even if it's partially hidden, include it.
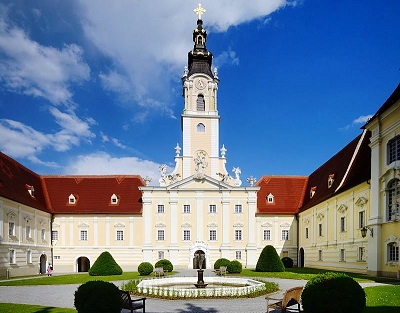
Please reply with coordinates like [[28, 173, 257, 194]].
[[77, 256, 90, 272], [299, 248, 305, 268], [39, 254, 46, 274], [193, 250, 206, 269]]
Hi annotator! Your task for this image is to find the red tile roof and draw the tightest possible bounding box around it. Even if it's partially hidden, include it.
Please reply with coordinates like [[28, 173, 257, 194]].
[[299, 130, 371, 212], [256, 176, 308, 214], [43, 176, 145, 214], [0, 152, 50, 213]]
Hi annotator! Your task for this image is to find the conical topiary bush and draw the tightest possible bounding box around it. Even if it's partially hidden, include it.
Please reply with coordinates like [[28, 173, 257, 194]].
[[255, 245, 285, 272], [88, 251, 123, 276]]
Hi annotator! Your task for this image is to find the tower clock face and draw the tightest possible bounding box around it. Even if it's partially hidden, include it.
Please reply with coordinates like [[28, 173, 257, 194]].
[[196, 79, 205, 90]]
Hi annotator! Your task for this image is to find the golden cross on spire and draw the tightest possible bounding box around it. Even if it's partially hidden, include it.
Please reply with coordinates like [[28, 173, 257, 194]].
[[194, 3, 206, 20]]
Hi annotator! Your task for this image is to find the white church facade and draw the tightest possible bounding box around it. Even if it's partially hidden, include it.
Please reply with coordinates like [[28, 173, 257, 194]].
[[0, 6, 399, 278]]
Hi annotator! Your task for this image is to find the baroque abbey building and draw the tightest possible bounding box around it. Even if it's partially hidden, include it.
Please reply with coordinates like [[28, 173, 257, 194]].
[[1, 7, 399, 278]]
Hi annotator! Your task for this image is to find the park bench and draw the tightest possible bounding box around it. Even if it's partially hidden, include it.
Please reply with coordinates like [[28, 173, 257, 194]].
[[154, 267, 165, 277], [265, 286, 303, 313], [120, 290, 146, 313], [215, 266, 227, 276]]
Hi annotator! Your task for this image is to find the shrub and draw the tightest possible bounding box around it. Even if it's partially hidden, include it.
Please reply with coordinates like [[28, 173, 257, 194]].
[[302, 272, 366, 313], [255, 245, 285, 272], [281, 257, 294, 268], [88, 251, 122, 276], [138, 262, 153, 276], [154, 259, 173, 272], [213, 258, 230, 270], [74, 280, 121, 313], [227, 260, 242, 273]]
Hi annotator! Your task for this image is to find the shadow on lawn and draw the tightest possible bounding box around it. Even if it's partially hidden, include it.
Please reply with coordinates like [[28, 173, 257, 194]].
[[364, 307, 400, 313]]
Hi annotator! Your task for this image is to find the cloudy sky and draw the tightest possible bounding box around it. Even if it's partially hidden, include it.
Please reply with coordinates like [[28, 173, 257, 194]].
[[0, 0, 399, 185]]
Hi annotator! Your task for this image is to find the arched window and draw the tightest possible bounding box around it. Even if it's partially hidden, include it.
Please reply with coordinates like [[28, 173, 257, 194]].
[[197, 94, 205, 111], [197, 123, 205, 132], [387, 179, 400, 221]]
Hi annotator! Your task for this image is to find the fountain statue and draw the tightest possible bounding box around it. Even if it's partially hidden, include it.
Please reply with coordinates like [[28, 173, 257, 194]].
[[194, 252, 208, 288]]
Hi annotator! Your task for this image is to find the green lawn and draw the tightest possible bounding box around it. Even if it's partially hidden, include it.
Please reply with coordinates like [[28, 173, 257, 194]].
[[364, 285, 400, 313], [0, 272, 144, 286], [0, 303, 76, 313]]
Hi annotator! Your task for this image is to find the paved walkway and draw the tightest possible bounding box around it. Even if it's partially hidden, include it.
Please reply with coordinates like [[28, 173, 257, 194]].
[[0, 269, 388, 313]]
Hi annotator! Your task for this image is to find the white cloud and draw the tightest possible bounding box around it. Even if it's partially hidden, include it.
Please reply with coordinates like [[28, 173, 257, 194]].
[[0, 9, 90, 105], [339, 114, 373, 131], [0, 107, 96, 161], [78, 0, 287, 119], [65, 152, 161, 184], [214, 49, 240, 68]]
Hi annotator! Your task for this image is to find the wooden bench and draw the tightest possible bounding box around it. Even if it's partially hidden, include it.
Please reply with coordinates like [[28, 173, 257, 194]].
[[215, 266, 227, 276], [120, 290, 146, 313], [154, 267, 165, 277], [266, 286, 303, 313]]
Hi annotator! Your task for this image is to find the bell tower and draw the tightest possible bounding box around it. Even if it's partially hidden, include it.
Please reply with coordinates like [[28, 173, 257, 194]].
[[180, 4, 223, 180]]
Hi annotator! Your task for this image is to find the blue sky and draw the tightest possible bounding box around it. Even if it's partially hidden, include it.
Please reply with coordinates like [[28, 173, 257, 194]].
[[0, 0, 399, 185]]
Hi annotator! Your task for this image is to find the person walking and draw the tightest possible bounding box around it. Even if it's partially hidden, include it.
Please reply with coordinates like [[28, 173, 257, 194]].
[[47, 264, 53, 276]]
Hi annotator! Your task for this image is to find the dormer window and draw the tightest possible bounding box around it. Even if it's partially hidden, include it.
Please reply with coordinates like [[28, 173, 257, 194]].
[[310, 186, 317, 198], [25, 184, 35, 198], [111, 194, 119, 205], [267, 193, 274, 204], [328, 174, 335, 188], [68, 194, 77, 205]]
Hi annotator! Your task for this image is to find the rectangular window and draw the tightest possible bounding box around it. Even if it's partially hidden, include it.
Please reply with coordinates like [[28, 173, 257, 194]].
[[9, 249, 15, 264], [235, 229, 242, 241], [209, 230, 217, 241], [263, 229, 271, 241], [41, 229, 46, 241], [27, 250, 32, 264], [209, 204, 216, 213], [157, 205, 165, 213], [235, 204, 242, 214], [358, 211, 365, 229], [80, 230, 88, 241], [26, 225, 31, 238], [358, 247, 365, 261], [157, 230, 165, 241], [54, 255, 61, 260], [51, 230, 58, 242], [318, 224, 323, 237], [236, 251, 242, 260], [388, 243, 399, 262], [387, 135, 400, 164], [340, 217, 346, 232], [318, 250, 323, 261], [340, 249, 345, 262], [282, 230, 289, 241], [116, 230, 124, 241], [158, 251, 164, 260], [183, 205, 191, 214], [8, 222, 15, 236], [305, 227, 309, 239], [183, 230, 191, 241]]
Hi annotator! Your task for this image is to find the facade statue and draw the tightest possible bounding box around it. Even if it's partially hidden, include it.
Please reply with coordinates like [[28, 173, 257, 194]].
[[232, 167, 242, 187], [194, 151, 208, 179], [159, 164, 168, 186]]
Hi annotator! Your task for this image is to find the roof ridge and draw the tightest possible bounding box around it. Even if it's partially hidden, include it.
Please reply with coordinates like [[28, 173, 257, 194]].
[[334, 129, 368, 193]]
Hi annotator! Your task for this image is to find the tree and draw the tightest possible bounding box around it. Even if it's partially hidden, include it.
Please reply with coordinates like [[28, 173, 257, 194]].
[[88, 251, 122, 276], [255, 245, 285, 272]]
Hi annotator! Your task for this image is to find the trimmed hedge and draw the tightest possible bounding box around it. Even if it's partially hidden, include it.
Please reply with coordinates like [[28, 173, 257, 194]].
[[213, 258, 230, 270], [227, 260, 242, 273], [74, 280, 121, 313], [255, 245, 285, 272], [281, 257, 294, 268], [88, 251, 122, 276], [302, 272, 366, 313], [154, 259, 173, 272], [138, 262, 153, 276]]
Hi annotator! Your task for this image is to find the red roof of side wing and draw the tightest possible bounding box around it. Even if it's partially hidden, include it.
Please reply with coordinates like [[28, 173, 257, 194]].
[[43, 176, 145, 214], [256, 176, 308, 214], [0, 152, 50, 213]]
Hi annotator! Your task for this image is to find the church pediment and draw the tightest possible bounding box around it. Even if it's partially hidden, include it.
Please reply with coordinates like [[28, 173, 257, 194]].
[[167, 175, 232, 191]]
